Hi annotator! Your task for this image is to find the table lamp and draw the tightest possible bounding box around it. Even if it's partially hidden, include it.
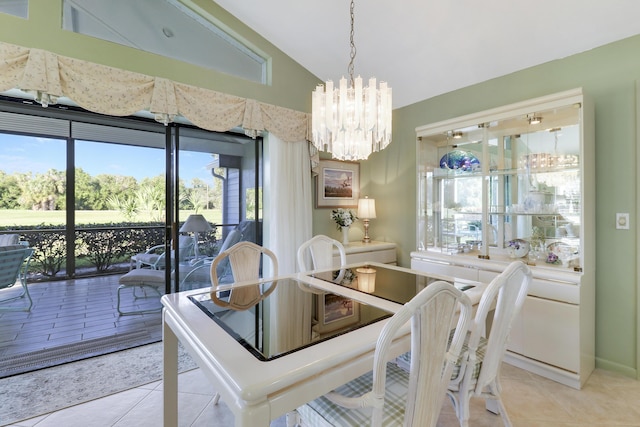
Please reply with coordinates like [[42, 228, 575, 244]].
[[357, 196, 376, 243], [179, 214, 212, 258]]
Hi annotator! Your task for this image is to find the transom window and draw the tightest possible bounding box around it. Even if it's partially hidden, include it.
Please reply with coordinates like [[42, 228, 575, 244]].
[[62, 0, 267, 83], [0, 0, 29, 19]]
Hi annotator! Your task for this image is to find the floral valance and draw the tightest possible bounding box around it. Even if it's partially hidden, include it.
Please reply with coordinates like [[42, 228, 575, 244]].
[[0, 41, 313, 144]]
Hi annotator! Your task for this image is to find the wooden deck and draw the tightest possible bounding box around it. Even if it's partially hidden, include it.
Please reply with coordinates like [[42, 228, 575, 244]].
[[0, 273, 162, 369]]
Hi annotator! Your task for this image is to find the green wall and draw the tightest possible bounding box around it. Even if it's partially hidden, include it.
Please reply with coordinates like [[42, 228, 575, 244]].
[[359, 35, 640, 378], [2, 0, 638, 379]]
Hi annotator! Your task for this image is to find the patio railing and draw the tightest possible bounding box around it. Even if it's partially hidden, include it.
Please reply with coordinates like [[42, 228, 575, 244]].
[[1, 223, 219, 279]]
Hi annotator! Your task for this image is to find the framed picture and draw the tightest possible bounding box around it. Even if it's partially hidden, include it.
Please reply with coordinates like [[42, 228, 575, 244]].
[[315, 293, 360, 334], [316, 160, 360, 208]]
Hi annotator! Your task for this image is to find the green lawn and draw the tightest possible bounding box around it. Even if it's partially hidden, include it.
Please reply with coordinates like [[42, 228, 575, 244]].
[[0, 209, 223, 227]]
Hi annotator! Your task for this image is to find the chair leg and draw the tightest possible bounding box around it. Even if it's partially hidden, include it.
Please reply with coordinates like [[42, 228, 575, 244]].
[[0, 281, 33, 312], [447, 391, 470, 427], [285, 410, 300, 427], [485, 382, 512, 427], [117, 284, 162, 316]]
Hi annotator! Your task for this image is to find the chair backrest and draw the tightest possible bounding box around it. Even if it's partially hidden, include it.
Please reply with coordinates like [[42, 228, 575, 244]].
[[209, 241, 278, 310], [175, 234, 195, 261], [0, 234, 20, 246], [468, 260, 531, 394], [362, 281, 473, 426], [297, 235, 346, 272], [0, 246, 33, 289], [214, 228, 243, 279]]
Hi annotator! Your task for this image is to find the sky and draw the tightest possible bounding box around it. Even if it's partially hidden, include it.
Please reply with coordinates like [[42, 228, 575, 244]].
[[0, 134, 215, 185]]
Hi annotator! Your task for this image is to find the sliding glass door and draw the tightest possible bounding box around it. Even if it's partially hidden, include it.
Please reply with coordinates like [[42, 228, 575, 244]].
[[0, 98, 262, 375], [171, 126, 263, 293]]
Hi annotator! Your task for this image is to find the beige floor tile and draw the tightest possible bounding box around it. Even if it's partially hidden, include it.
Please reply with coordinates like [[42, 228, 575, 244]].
[[112, 389, 212, 427], [24, 388, 151, 427], [17, 363, 640, 427]]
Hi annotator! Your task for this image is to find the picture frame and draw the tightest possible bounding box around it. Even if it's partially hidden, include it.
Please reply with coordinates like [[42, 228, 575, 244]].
[[316, 160, 360, 208], [315, 293, 360, 334]]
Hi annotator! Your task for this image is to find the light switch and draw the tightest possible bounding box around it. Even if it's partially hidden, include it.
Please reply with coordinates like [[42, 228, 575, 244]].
[[616, 213, 630, 230]]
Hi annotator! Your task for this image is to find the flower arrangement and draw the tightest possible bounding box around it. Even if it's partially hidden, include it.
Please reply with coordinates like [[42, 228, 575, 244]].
[[546, 252, 560, 264], [331, 208, 357, 229], [333, 268, 356, 286]]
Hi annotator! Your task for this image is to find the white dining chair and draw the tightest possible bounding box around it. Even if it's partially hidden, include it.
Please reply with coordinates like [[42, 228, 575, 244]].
[[296, 281, 473, 427], [210, 241, 278, 310], [297, 234, 346, 272], [445, 260, 531, 427], [207, 241, 279, 405]]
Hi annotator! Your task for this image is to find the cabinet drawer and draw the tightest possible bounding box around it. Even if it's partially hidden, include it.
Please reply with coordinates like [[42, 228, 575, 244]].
[[411, 258, 478, 281], [340, 249, 397, 265], [479, 270, 579, 304], [509, 295, 580, 372]]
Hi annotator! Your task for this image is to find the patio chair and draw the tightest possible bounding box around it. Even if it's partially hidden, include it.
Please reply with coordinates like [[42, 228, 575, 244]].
[[131, 234, 194, 270], [0, 244, 35, 312], [0, 234, 20, 246], [445, 260, 531, 427], [116, 269, 165, 315], [296, 281, 473, 427]]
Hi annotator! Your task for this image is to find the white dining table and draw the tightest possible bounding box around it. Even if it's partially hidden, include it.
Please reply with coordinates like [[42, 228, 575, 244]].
[[161, 261, 485, 427]]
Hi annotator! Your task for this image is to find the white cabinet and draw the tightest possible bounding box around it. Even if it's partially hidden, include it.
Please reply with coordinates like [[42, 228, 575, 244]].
[[334, 241, 397, 265], [412, 89, 594, 389]]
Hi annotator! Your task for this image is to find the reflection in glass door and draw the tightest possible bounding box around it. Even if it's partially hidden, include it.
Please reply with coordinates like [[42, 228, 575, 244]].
[[172, 127, 262, 293]]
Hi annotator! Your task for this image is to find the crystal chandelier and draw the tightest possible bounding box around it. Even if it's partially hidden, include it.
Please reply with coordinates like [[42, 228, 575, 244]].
[[311, 0, 392, 161]]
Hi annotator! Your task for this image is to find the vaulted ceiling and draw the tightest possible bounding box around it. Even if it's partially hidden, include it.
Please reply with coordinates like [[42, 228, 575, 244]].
[[213, 0, 640, 108]]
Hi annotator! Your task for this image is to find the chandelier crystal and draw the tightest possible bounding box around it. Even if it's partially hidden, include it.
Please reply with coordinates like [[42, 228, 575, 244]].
[[311, 0, 392, 161]]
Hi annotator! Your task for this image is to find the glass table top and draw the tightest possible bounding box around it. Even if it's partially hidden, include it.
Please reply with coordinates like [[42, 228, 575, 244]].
[[189, 277, 393, 361], [188, 263, 480, 362], [308, 263, 479, 304]]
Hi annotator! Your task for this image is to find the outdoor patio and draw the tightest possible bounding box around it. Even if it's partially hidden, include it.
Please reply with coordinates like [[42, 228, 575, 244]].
[[0, 273, 163, 378]]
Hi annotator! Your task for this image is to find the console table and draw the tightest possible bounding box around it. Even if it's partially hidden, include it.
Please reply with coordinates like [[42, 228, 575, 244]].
[[334, 241, 397, 265]]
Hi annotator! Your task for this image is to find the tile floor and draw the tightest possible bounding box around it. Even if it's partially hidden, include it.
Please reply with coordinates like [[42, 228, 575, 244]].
[[0, 275, 161, 361], [6, 363, 640, 427]]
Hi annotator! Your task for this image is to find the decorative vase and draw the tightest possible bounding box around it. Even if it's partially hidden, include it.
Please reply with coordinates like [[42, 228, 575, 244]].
[[507, 239, 530, 258], [341, 226, 350, 245]]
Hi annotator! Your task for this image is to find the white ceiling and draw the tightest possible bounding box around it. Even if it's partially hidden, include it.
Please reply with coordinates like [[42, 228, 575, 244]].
[[213, 0, 640, 109]]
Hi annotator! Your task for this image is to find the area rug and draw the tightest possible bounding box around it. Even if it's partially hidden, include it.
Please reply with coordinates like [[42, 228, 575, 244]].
[[0, 330, 155, 378], [0, 342, 197, 426]]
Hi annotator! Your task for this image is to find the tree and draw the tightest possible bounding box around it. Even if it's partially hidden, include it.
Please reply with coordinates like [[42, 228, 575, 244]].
[[18, 169, 65, 210], [137, 175, 166, 221], [184, 177, 210, 213], [75, 167, 100, 210], [95, 174, 138, 210], [0, 171, 21, 209]]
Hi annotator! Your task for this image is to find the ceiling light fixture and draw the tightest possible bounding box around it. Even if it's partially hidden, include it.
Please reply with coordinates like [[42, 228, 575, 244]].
[[311, 0, 392, 161]]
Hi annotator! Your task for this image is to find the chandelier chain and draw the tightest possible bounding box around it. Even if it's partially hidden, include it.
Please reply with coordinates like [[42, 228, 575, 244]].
[[348, 0, 356, 86]]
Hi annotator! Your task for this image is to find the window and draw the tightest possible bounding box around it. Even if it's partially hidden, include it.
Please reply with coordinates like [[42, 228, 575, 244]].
[[0, 0, 28, 19], [62, 0, 267, 83]]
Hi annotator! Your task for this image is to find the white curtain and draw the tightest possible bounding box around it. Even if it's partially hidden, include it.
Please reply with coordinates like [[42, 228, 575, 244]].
[[266, 134, 313, 352]]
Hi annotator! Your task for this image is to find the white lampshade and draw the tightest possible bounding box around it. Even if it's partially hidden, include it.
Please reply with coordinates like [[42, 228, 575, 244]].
[[356, 267, 376, 293], [358, 197, 376, 219], [179, 214, 212, 233], [179, 214, 212, 259]]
